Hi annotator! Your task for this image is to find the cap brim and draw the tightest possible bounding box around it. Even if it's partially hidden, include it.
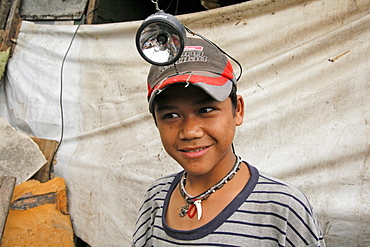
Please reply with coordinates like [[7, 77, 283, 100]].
[[148, 72, 233, 113]]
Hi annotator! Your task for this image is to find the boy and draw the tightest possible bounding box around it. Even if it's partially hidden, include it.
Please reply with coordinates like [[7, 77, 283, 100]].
[[133, 37, 325, 246]]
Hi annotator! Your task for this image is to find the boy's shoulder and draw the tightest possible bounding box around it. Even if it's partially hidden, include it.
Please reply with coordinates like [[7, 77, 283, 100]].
[[246, 163, 309, 201], [145, 172, 181, 196], [257, 170, 308, 196], [252, 169, 314, 212]]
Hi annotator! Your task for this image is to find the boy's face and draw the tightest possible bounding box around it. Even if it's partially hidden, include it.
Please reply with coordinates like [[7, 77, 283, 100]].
[[153, 84, 244, 176]]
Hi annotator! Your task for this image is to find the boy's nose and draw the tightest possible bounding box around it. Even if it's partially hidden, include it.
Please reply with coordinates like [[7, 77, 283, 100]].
[[178, 118, 203, 140]]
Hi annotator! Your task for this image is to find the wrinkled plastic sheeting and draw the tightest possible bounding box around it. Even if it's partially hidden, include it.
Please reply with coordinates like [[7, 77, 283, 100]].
[[0, 0, 369, 246]]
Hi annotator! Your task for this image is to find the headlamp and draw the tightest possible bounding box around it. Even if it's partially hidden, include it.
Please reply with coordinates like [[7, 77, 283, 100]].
[[135, 9, 242, 81], [135, 10, 186, 66]]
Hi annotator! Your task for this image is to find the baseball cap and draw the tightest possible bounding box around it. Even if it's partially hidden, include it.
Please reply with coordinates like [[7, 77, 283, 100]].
[[147, 37, 236, 113]]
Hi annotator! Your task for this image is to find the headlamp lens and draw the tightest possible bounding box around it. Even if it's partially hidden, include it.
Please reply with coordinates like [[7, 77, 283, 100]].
[[136, 12, 186, 66]]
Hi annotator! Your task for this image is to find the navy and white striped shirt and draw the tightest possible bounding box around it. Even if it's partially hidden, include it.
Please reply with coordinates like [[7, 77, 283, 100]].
[[133, 162, 325, 246]]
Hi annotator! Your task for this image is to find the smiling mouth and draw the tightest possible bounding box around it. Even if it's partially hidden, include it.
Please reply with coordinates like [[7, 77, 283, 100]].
[[180, 146, 210, 153]]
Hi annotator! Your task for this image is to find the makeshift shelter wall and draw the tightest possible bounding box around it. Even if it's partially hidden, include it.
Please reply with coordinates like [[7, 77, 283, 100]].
[[0, 0, 369, 246]]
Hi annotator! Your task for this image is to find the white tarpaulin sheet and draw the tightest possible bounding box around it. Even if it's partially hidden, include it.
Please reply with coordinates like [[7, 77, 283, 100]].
[[0, 0, 369, 246]]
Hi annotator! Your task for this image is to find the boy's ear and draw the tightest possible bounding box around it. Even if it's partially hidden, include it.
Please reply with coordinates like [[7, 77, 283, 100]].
[[235, 95, 244, 126]]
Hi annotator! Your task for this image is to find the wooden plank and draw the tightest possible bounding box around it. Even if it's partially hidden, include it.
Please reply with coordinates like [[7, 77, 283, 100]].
[[4, 0, 20, 31], [0, 0, 12, 30], [0, 0, 22, 83], [0, 176, 16, 242], [30, 137, 59, 183], [0, 0, 22, 53], [85, 0, 98, 24]]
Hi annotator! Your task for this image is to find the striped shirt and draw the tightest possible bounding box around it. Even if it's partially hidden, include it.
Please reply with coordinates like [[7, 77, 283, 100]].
[[133, 162, 325, 246]]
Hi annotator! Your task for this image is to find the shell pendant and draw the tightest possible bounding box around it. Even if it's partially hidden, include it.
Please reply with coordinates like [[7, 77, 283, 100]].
[[179, 202, 189, 217]]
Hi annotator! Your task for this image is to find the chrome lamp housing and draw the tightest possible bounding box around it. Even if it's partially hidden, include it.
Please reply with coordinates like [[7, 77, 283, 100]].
[[135, 11, 186, 66]]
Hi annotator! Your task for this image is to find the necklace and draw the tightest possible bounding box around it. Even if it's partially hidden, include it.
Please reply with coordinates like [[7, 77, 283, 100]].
[[178, 155, 242, 220]]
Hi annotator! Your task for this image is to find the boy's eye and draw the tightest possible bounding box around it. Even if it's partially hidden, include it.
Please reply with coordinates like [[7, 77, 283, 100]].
[[199, 107, 214, 114], [161, 113, 179, 119]]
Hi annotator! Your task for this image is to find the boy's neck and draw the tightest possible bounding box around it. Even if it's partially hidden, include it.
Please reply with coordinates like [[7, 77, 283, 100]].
[[184, 151, 238, 195], [166, 154, 250, 230]]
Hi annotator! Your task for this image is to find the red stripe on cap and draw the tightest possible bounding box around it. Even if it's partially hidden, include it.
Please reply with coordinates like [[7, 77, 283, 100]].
[[147, 74, 229, 99], [147, 83, 153, 98], [222, 61, 234, 81], [147, 60, 234, 99]]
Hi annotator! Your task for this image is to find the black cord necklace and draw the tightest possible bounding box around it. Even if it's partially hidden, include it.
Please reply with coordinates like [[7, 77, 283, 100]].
[[178, 155, 242, 220]]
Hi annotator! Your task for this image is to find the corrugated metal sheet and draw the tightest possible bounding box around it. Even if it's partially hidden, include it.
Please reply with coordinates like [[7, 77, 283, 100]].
[[20, 0, 88, 20]]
